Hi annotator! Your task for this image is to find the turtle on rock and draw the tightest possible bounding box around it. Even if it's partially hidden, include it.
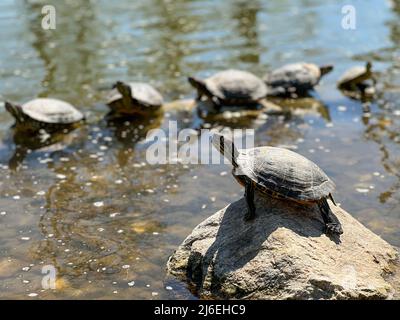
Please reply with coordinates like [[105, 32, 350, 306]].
[[212, 133, 343, 235], [107, 81, 164, 116], [263, 62, 334, 97], [187, 69, 268, 110], [5, 98, 84, 133], [337, 62, 375, 99]]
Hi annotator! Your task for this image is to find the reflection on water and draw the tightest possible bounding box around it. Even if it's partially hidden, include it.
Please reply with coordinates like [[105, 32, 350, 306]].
[[0, 0, 400, 299]]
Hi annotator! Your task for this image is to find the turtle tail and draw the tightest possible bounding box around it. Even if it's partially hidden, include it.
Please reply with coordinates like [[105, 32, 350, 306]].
[[212, 133, 239, 168], [5, 101, 25, 123]]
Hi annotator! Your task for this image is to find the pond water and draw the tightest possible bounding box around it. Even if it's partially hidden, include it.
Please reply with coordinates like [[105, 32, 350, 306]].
[[0, 0, 399, 299]]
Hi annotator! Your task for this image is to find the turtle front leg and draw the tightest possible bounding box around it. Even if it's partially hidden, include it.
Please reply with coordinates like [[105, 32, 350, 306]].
[[195, 90, 203, 101], [210, 96, 223, 112], [318, 198, 343, 235], [243, 177, 256, 221]]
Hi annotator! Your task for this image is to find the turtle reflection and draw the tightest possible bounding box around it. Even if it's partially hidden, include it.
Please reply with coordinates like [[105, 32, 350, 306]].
[[104, 111, 164, 167], [363, 94, 400, 206], [268, 97, 332, 122], [6, 128, 79, 171]]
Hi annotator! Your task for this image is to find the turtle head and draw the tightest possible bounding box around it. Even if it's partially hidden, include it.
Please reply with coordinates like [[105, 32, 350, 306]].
[[5, 101, 24, 123], [188, 76, 210, 100], [113, 81, 132, 98], [319, 64, 334, 76], [113, 81, 134, 109], [211, 133, 239, 168], [366, 61, 373, 72]]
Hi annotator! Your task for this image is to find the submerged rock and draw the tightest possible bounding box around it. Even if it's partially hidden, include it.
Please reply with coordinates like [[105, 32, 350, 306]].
[[167, 195, 399, 300]]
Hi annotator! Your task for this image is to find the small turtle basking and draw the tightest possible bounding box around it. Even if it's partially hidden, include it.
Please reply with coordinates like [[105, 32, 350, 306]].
[[337, 62, 375, 90], [188, 69, 268, 109], [5, 98, 84, 133], [263, 62, 334, 97], [212, 133, 343, 235], [107, 81, 163, 116]]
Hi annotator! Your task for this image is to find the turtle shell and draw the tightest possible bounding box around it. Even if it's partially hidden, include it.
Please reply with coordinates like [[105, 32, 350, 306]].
[[107, 82, 163, 108], [263, 63, 321, 94], [204, 70, 268, 102], [235, 146, 335, 202], [337, 66, 368, 87], [22, 98, 84, 124]]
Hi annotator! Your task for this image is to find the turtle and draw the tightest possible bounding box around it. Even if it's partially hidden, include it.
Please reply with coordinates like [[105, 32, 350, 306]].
[[263, 62, 334, 97], [107, 81, 164, 116], [337, 61, 375, 91], [212, 133, 343, 235], [187, 69, 268, 109], [5, 98, 84, 133]]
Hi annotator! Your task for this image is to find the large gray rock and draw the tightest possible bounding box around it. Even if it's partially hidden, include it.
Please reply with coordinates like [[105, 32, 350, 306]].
[[167, 195, 399, 300]]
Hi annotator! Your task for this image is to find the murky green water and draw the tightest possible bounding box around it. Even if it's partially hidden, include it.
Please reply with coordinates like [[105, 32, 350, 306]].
[[0, 0, 399, 299]]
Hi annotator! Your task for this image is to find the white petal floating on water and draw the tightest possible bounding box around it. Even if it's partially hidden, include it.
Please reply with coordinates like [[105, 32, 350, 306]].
[[56, 174, 67, 179], [0, 211, 6, 216], [165, 286, 173, 291], [28, 293, 38, 297], [93, 201, 104, 207], [36, 191, 46, 196], [356, 188, 369, 193], [21, 237, 30, 241], [128, 281, 135, 287]]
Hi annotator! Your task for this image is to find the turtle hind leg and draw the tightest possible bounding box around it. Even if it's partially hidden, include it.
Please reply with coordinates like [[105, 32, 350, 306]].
[[243, 177, 256, 221], [318, 198, 343, 235]]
